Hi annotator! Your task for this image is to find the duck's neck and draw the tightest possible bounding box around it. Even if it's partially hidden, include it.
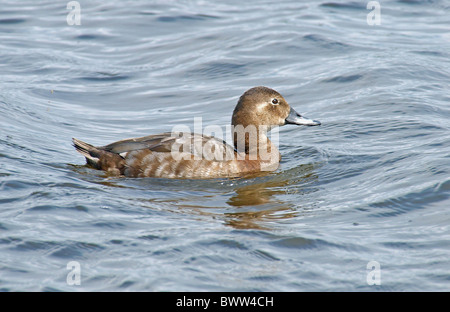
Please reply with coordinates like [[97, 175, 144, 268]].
[[233, 125, 280, 166]]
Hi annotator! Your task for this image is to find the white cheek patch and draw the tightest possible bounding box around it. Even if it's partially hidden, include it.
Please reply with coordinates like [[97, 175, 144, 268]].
[[119, 152, 128, 158], [255, 102, 267, 112]]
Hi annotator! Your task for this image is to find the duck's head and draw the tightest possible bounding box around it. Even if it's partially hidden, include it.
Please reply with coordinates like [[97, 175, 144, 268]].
[[231, 86, 321, 130]]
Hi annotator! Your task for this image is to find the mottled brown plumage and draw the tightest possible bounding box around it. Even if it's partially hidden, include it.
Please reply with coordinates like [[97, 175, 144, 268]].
[[72, 86, 320, 179]]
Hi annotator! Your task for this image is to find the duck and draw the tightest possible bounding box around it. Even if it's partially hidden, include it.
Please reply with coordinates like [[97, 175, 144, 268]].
[[72, 86, 321, 179]]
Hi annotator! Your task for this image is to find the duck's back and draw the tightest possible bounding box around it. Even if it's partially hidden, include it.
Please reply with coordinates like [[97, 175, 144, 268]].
[[73, 132, 260, 179]]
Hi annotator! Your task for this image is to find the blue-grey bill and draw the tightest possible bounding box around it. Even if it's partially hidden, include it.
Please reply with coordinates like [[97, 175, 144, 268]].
[[285, 107, 321, 126]]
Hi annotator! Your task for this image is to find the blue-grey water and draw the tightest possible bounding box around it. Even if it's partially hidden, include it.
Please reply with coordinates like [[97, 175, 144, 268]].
[[1, 0, 449, 291]]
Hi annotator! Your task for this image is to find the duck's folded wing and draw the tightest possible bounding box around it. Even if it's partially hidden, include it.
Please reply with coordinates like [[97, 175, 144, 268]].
[[102, 132, 176, 154], [102, 132, 238, 161]]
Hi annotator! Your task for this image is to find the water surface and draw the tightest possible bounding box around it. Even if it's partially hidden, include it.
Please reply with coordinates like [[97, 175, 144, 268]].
[[0, 0, 449, 291]]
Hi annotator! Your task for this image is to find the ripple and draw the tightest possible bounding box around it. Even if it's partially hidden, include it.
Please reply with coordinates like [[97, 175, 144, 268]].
[[0, 18, 27, 24], [270, 236, 315, 249], [157, 14, 219, 22], [12, 240, 60, 252], [187, 62, 248, 79], [206, 239, 248, 250], [320, 2, 366, 9], [79, 72, 131, 82], [302, 34, 352, 50], [50, 241, 106, 259], [322, 74, 363, 83], [74, 34, 112, 41], [369, 182, 449, 217], [251, 249, 280, 261]]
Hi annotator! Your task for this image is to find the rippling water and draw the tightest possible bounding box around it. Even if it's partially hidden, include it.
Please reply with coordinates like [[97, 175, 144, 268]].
[[1, 0, 449, 291]]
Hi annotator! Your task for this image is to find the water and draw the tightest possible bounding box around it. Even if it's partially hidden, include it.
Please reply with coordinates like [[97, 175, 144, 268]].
[[1, 0, 449, 291]]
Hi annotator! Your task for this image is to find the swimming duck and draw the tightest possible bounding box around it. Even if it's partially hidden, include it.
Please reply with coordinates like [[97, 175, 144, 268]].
[[73, 86, 320, 179]]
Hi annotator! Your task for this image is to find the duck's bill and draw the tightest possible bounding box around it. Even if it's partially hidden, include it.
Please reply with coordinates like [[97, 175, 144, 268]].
[[285, 107, 321, 126]]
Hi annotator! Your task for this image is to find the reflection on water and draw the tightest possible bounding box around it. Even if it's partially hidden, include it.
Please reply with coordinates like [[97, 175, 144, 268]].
[[71, 161, 320, 230], [223, 163, 320, 229], [223, 208, 297, 230]]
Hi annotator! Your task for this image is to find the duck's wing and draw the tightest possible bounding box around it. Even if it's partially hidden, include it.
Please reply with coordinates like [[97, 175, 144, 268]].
[[101, 132, 177, 154], [102, 132, 238, 161]]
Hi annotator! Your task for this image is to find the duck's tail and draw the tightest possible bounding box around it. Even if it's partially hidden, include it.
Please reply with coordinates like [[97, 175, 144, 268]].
[[72, 138, 102, 169], [72, 138, 126, 175]]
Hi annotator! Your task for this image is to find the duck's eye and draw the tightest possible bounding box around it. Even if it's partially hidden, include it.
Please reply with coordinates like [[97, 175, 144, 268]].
[[271, 98, 279, 105]]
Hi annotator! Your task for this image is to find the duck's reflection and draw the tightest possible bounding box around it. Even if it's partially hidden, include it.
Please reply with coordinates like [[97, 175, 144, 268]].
[[72, 160, 321, 230], [221, 163, 320, 229], [223, 207, 297, 230]]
